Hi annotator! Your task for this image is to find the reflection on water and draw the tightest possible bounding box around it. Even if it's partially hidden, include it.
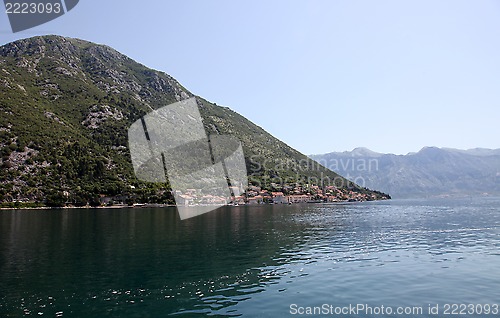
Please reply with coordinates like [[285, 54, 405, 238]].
[[1, 198, 499, 317]]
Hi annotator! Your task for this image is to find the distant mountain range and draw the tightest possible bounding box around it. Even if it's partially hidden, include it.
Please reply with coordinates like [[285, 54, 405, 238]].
[[311, 147, 500, 198], [0, 36, 389, 207]]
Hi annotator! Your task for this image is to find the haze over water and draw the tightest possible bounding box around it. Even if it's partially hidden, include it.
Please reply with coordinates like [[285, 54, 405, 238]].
[[1, 197, 499, 317]]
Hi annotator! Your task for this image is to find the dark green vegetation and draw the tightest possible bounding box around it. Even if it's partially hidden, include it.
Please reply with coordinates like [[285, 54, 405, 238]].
[[0, 36, 389, 207]]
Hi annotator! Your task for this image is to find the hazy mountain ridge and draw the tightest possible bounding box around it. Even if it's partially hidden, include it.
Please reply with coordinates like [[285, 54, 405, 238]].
[[0, 36, 388, 206], [311, 147, 500, 198]]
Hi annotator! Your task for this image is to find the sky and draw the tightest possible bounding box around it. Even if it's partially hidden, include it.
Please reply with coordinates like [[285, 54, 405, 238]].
[[1, 0, 499, 155]]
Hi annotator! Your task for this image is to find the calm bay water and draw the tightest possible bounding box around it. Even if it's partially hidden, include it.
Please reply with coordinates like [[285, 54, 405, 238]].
[[1, 197, 499, 317]]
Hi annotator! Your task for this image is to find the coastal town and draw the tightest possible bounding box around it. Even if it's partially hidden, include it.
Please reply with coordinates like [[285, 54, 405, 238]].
[[172, 183, 383, 207], [2, 180, 388, 209]]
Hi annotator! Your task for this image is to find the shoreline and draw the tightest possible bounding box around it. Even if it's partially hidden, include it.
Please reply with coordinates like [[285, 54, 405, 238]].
[[0, 199, 390, 211], [0, 204, 175, 211]]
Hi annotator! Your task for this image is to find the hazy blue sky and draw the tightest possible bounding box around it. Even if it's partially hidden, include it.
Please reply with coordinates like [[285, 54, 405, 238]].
[[1, 0, 499, 155]]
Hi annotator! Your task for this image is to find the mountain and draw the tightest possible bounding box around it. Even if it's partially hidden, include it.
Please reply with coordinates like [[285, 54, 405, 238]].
[[0, 36, 389, 207], [340, 147, 383, 158], [311, 147, 500, 198]]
